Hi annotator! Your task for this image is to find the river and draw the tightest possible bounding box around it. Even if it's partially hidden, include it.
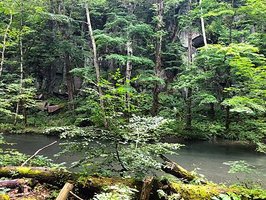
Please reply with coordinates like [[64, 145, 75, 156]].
[[2, 134, 266, 188]]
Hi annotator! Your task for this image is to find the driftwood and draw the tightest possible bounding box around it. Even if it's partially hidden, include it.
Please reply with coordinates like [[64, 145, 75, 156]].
[[140, 176, 154, 200], [160, 154, 203, 183], [56, 182, 74, 200]]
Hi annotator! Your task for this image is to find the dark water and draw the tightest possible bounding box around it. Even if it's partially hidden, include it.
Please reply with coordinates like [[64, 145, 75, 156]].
[[2, 134, 266, 188]]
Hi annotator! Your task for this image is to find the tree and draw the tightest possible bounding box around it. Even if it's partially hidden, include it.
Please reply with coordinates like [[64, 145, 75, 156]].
[[0, 0, 14, 77], [85, 1, 108, 127], [151, 0, 165, 116]]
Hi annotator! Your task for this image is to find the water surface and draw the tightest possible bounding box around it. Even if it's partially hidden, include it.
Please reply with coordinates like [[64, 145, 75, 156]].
[[2, 134, 266, 187]]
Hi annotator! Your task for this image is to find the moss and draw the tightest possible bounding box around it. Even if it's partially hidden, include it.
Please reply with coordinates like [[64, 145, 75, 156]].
[[78, 176, 138, 189], [170, 182, 266, 200], [170, 182, 222, 200], [0, 194, 10, 200]]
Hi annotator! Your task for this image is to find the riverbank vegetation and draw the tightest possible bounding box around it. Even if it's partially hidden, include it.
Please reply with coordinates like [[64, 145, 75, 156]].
[[0, 0, 265, 146], [0, 0, 265, 199]]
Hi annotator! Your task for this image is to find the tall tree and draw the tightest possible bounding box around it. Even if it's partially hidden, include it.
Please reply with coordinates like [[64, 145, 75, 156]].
[[0, 1, 14, 77], [185, 0, 193, 130], [151, 0, 164, 116], [85, 2, 108, 127]]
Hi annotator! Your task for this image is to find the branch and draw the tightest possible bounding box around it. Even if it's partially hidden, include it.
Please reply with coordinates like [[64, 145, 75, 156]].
[[115, 143, 128, 172], [21, 141, 57, 166], [70, 191, 84, 200]]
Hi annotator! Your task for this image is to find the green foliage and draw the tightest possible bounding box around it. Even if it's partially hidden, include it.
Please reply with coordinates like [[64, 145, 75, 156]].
[[157, 189, 181, 200], [222, 96, 265, 114], [106, 54, 154, 66], [58, 115, 182, 178], [193, 120, 225, 139], [0, 0, 266, 190], [224, 160, 255, 174], [93, 184, 137, 200]]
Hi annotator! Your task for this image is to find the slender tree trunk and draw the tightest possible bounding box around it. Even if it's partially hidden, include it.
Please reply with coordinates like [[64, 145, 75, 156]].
[[65, 53, 74, 110], [60, 1, 75, 111], [151, 0, 164, 116], [14, 1, 24, 125], [185, 0, 193, 130], [124, 3, 135, 116], [199, 0, 207, 47], [14, 32, 24, 125], [125, 41, 133, 81], [210, 103, 215, 119], [0, 12, 13, 77], [125, 40, 133, 113], [225, 0, 234, 132], [225, 106, 230, 131], [185, 88, 192, 129], [85, 3, 107, 128]]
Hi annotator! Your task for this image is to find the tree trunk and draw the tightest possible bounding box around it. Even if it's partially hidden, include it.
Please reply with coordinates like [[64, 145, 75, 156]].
[[199, 0, 207, 46], [23, 102, 27, 125], [160, 154, 202, 183], [151, 85, 160, 116], [225, 106, 230, 131], [14, 12, 24, 125], [140, 176, 154, 200], [65, 53, 75, 110], [125, 40, 133, 113], [151, 0, 164, 116], [85, 3, 107, 128], [185, 87, 192, 130], [0, 12, 13, 77], [210, 102, 215, 119], [185, 0, 193, 130]]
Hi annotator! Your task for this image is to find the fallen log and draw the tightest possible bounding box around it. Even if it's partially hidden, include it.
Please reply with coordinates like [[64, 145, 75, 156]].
[[0, 166, 141, 192], [0, 166, 265, 200], [0, 179, 29, 188], [160, 154, 205, 183], [0, 166, 74, 186]]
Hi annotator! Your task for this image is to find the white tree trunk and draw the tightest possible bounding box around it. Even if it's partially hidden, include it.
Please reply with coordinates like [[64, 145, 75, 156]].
[[0, 13, 13, 77], [85, 3, 107, 127], [125, 40, 133, 110], [14, 34, 24, 125], [199, 0, 207, 47]]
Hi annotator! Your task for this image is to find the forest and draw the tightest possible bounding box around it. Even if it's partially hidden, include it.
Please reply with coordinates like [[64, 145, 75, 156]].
[[0, 0, 265, 199]]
